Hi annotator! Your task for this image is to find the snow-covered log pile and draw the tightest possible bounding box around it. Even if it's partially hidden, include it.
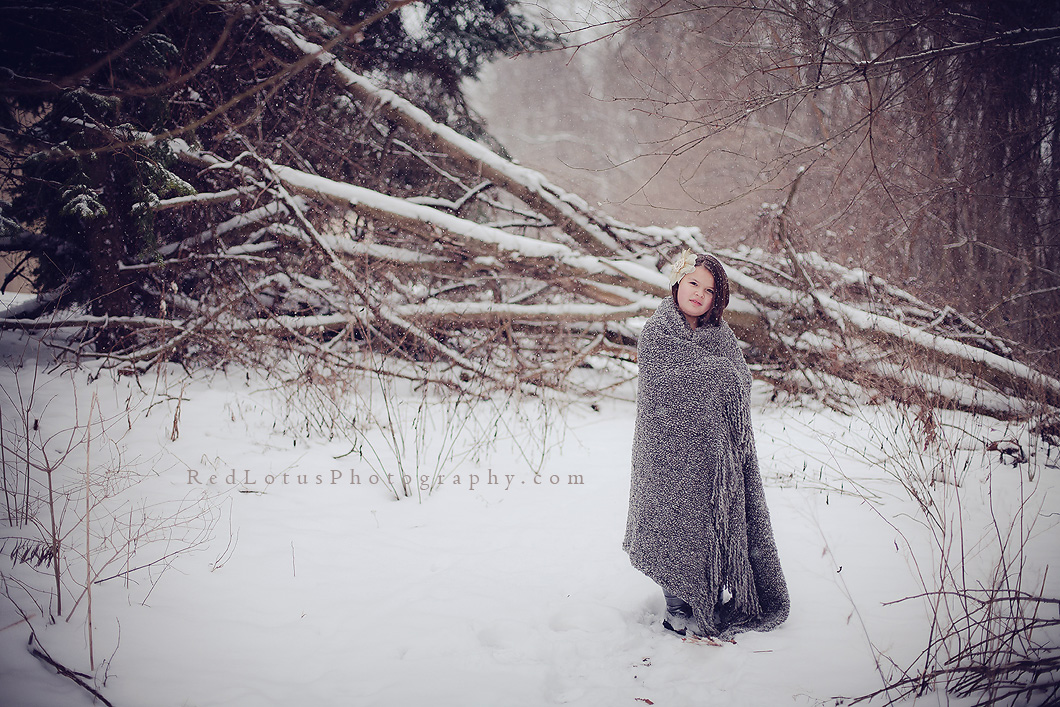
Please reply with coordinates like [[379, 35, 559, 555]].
[[1, 9, 1056, 420], [714, 244, 1059, 418]]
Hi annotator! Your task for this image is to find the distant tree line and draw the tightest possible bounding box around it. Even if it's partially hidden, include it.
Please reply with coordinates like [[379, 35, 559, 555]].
[[611, 0, 1060, 368]]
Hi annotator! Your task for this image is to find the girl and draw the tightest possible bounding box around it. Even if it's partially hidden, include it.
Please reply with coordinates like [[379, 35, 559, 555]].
[[623, 250, 789, 639]]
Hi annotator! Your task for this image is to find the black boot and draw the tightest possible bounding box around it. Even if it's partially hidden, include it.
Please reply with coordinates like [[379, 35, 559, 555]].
[[662, 592, 700, 636]]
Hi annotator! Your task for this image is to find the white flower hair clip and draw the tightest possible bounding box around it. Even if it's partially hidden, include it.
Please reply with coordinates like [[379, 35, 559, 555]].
[[667, 249, 697, 285]]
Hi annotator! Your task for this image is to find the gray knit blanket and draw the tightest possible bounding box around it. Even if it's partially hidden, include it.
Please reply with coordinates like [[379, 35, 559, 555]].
[[623, 297, 789, 638]]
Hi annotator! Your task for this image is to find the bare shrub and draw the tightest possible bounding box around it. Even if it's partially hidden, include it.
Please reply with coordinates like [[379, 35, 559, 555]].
[[1, 338, 217, 699], [258, 347, 572, 501], [811, 381, 1060, 706]]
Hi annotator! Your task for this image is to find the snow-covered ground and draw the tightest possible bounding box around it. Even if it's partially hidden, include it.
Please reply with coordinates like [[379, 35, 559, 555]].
[[1, 324, 1057, 707]]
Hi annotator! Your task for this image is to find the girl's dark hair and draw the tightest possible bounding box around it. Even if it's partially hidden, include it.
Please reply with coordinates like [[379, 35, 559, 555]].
[[670, 253, 730, 326]]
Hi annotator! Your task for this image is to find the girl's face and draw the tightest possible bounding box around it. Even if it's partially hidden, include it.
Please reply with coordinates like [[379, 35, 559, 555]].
[[676, 265, 715, 328]]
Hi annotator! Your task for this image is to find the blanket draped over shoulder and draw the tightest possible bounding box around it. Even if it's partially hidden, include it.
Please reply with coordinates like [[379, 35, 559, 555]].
[[623, 297, 789, 638]]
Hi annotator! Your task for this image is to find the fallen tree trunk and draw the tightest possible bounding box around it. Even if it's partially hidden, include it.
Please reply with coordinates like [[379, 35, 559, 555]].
[[264, 20, 629, 259]]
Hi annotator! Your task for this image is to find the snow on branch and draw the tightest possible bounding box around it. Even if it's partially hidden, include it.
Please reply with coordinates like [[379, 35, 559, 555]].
[[264, 160, 670, 297], [263, 20, 629, 257], [156, 201, 292, 258], [150, 188, 250, 211], [723, 265, 1060, 407], [392, 299, 659, 323]]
